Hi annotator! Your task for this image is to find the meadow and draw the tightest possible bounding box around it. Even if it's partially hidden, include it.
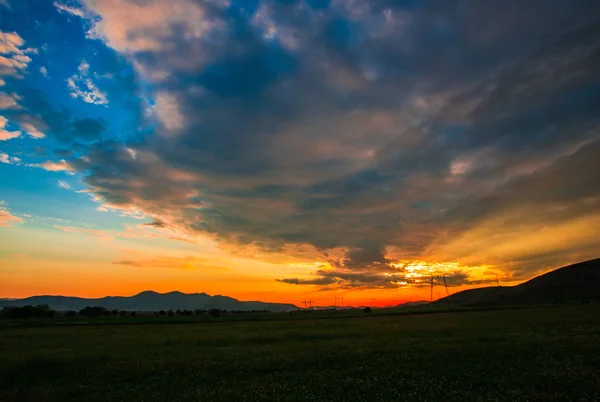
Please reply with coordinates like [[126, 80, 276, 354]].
[[1, 305, 600, 401]]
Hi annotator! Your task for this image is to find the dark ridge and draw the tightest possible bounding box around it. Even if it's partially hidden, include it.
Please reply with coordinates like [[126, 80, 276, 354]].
[[439, 258, 600, 307]]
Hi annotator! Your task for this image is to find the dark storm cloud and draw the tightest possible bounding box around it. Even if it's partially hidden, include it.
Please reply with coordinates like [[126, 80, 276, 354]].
[[73, 0, 600, 283]]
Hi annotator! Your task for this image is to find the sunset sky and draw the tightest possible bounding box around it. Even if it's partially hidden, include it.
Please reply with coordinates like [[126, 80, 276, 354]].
[[1, 0, 600, 307]]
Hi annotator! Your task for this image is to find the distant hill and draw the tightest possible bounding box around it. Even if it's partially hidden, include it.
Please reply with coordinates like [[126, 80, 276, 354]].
[[439, 258, 600, 307], [397, 300, 429, 307], [0, 291, 299, 312]]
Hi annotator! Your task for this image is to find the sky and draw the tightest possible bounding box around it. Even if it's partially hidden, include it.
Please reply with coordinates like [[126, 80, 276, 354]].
[[1, 0, 600, 307]]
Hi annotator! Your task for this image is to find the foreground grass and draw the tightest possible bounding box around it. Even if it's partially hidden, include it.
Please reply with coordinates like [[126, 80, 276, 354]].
[[1, 305, 600, 401]]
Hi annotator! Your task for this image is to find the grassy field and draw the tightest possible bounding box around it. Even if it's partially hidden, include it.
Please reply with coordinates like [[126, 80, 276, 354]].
[[1, 305, 600, 401]]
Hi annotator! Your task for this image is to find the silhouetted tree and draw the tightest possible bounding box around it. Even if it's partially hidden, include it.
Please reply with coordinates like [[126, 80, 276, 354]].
[[209, 309, 221, 318], [130, 311, 137, 317], [66, 310, 77, 319], [168, 310, 174, 317], [79, 306, 109, 318], [0, 305, 56, 319], [159, 310, 166, 316], [363, 307, 372, 314]]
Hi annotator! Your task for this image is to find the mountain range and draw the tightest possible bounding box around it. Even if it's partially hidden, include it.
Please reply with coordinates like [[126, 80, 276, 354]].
[[3, 258, 598, 312], [439, 258, 600, 307], [0, 291, 298, 312]]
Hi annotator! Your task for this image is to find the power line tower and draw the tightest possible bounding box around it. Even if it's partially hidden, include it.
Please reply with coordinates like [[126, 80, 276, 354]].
[[430, 275, 434, 302], [442, 275, 449, 297], [302, 300, 313, 309]]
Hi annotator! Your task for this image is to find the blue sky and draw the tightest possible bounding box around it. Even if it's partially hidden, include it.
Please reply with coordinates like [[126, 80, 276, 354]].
[[1, 0, 600, 302]]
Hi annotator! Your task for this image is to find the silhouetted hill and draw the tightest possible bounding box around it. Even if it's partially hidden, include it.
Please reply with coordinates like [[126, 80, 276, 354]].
[[397, 301, 429, 307], [0, 291, 298, 312], [439, 258, 600, 307]]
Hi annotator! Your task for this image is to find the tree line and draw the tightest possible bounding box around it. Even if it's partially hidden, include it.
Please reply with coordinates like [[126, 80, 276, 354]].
[[0, 305, 55, 319], [0, 305, 272, 319]]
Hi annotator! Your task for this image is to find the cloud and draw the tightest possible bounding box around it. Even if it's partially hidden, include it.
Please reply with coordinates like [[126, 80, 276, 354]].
[[67, 61, 108, 105], [40, 66, 48, 77], [54, 225, 114, 241], [53, 221, 202, 244], [112, 255, 226, 271], [0, 115, 20, 140], [0, 152, 20, 164], [0, 202, 23, 227], [153, 92, 184, 133], [53, 1, 88, 18], [77, 0, 224, 56], [57, 180, 71, 189], [6, 88, 106, 142], [143, 219, 166, 228], [62, 1, 600, 286], [0, 92, 21, 109], [277, 260, 502, 290], [19, 122, 45, 139], [30, 159, 74, 172], [0, 30, 35, 80]]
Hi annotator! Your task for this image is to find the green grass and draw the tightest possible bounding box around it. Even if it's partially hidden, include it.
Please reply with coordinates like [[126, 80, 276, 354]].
[[2, 305, 600, 401]]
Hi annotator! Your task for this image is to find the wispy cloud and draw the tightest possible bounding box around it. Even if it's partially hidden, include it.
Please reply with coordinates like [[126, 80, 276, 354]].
[[53, 1, 88, 18], [29, 159, 74, 172], [0, 202, 23, 227], [19, 122, 45, 139], [0, 92, 21, 109], [57, 180, 71, 189], [67, 61, 108, 105], [0, 30, 36, 80], [113, 255, 227, 271], [0, 152, 20, 164], [0, 115, 20, 140], [39, 66, 48, 77]]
